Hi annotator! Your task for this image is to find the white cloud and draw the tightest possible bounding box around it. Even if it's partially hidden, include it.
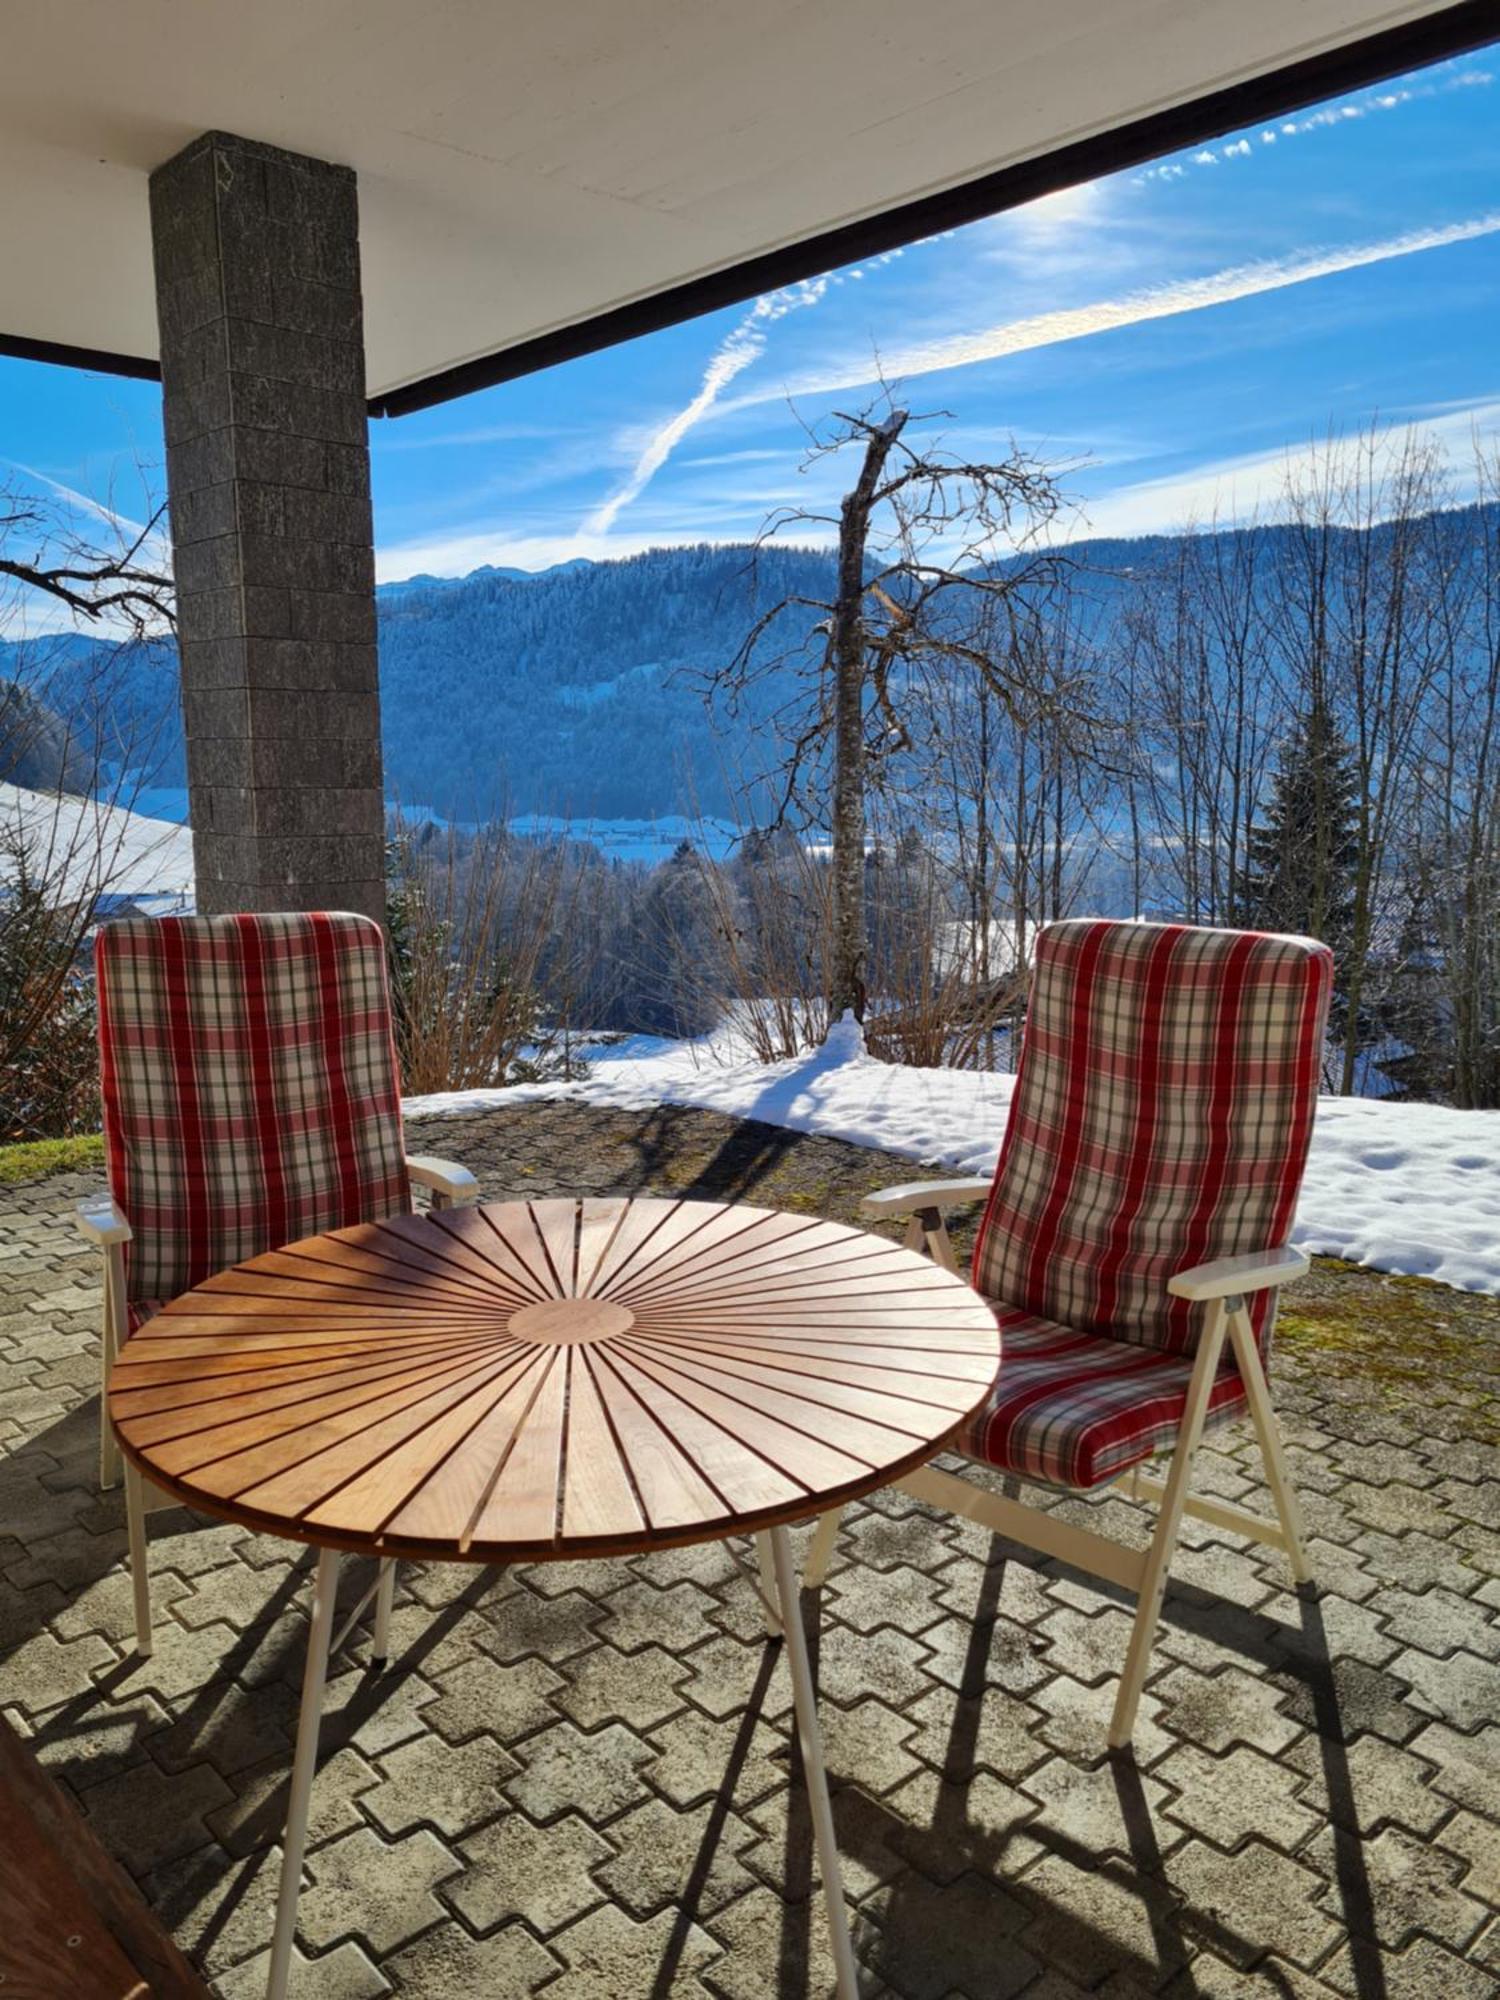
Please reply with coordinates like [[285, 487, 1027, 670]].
[[580, 278, 831, 538], [1135, 66, 1492, 185], [730, 212, 1500, 407], [1075, 399, 1500, 540]]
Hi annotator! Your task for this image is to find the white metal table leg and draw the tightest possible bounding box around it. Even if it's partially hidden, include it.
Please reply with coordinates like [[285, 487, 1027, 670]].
[[768, 1524, 858, 2000], [803, 1505, 843, 1590], [372, 1557, 397, 1664], [266, 1547, 341, 2000], [754, 1532, 781, 1637]]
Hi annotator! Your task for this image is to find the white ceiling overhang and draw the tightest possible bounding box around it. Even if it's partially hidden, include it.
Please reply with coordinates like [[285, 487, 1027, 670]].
[[0, 1, 1485, 413]]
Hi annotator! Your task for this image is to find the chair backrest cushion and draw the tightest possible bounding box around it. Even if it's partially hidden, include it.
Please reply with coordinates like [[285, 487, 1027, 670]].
[[973, 919, 1332, 1355], [96, 911, 411, 1304]]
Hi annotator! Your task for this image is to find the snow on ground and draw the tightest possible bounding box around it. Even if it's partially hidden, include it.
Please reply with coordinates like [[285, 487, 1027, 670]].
[[0, 782, 194, 909], [404, 1016, 1500, 1296]]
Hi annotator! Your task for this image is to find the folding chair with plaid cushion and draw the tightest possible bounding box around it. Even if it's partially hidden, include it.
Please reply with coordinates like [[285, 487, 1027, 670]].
[[803, 917, 1333, 1747], [75, 911, 477, 1656]]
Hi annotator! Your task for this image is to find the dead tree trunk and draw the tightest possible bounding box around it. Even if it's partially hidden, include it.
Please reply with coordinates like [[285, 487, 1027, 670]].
[[828, 410, 907, 1020]]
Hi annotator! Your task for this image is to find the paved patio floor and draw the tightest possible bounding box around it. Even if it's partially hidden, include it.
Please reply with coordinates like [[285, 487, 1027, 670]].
[[2, 1101, 1498, 1998]]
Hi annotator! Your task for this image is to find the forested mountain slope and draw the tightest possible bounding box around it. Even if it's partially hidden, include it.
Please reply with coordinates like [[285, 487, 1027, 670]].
[[5, 506, 1496, 825]]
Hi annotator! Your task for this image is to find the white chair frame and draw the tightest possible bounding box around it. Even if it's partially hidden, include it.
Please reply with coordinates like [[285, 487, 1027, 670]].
[[804, 1180, 1315, 1747], [77, 1153, 479, 1659]]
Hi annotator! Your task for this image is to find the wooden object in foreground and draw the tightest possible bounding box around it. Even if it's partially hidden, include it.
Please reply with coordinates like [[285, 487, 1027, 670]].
[[109, 1197, 1000, 1562], [107, 1196, 999, 2000], [0, 1715, 211, 2000]]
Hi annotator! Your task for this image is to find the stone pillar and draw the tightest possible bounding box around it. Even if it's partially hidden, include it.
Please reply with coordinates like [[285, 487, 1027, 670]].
[[149, 131, 385, 920]]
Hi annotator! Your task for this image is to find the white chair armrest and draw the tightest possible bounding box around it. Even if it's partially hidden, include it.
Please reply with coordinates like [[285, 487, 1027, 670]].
[[405, 1155, 479, 1205], [860, 1177, 992, 1219], [1168, 1246, 1309, 1301], [75, 1194, 133, 1246]]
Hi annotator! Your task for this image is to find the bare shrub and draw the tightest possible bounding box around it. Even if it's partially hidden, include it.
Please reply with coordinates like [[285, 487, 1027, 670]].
[[386, 819, 589, 1096], [693, 812, 1026, 1071], [0, 824, 100, 1140]]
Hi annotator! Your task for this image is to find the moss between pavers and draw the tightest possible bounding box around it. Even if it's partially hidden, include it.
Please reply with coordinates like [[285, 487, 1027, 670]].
[[1278, 1258, 1500, 1446], [0, 1132, 104, 1185]]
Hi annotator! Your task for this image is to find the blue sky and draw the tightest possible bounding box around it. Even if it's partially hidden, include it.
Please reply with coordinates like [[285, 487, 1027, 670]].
[[3, 45, 1497, 589]]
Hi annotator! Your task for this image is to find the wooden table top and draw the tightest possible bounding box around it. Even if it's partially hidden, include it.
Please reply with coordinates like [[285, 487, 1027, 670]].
[[109, 1197, 1000, 1563]]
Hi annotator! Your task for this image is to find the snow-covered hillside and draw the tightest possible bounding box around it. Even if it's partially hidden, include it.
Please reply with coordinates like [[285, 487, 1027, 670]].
[[0, 783, 194, 912], [405, 1018, 1500, 1295]]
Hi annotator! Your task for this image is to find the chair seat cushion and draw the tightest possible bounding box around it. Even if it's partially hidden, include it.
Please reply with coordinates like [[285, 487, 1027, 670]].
[[956, 1308, 1250, 1490], [126, 1299, 167, 1334]]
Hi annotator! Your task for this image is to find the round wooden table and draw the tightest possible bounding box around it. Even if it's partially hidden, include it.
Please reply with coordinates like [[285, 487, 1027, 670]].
[[111, 1196, 1000, 2000]]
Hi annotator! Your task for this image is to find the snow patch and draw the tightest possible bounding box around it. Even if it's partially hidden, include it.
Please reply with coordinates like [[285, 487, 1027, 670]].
[[404, 1021, 1500, 1296]]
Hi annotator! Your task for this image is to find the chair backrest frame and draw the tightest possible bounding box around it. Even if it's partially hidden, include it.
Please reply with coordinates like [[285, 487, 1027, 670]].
[[96, 910, 411, 1305], [973, 919, 1332, 1356]]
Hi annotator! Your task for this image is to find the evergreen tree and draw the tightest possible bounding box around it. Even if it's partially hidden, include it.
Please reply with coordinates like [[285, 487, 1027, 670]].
[[1238, 697, 1360, 955]]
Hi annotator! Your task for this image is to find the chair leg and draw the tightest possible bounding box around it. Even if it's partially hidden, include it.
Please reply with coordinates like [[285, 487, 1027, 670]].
[[372, 1558, 397, 1664], [803, 1506, 843, 1591], [1108, 1299, 1229, 1750], [99, 1244, 126, 1491], [123, 1458, 153, 1657], [1229, 1306, 1315, 1586]]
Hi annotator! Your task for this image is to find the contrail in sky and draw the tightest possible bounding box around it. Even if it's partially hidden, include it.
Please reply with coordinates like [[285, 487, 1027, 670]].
[[582, 279, 829, 536], [743, 212, 1500, 403]]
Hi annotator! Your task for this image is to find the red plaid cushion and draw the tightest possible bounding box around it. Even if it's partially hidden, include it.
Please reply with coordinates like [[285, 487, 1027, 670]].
[[96, 912, 411, 1306], [957, 1307, 1251, 1488], [974, 920, 1331, 1361]]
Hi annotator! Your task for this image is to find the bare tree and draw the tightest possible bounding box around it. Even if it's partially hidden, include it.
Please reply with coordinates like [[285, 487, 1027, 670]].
[[0, 475, 179, 1136], [708, 398, 1071, 1021], [0, 479, 173, 642]]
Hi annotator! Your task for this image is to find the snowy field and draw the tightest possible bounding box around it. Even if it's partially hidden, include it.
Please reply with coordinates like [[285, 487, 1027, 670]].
[[0, 782, 194, 911], [405, 1017, 1500, 1296]]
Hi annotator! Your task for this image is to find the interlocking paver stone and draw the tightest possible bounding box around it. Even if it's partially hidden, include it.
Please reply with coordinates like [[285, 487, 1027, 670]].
[[865, 1867, 1038, 1999], [363, 1729, 515, 1838], [595, 1577, 721, 1655], [1320, 1932, 1500, 2000], [504, 1719, 655, 1824], [1168, 1837, 1343, 1970], [1286, 1728, 1447, 1836], [422, 1649, 562, 1746], [4, 1110, 1500, 2000], [1018, 1853, 1191, 1988], [382, 1918, 560, 1995], [296, 1824, 462, 1956], [555, 1640, 690, 1733], [475, 1583, 604, 1665], [1155, 1664, 1300, 1755], [450, 1808, 612, 1935], [79, 1752, 234, 1872], [644, 1704, 789, 1812], [1308, 1822, 1490, 1952], [595, 1793, 757, 1917], [1393, 1645, 1500, 1732], [1159, 1740, 1321, 1852], [904, 1682, 1050, 1784], [543, 1900, 721, 1998], [206, 1744, 379, 1856], [213, 1939, 389, 2000], [1412, 1719, 1500, 1815]]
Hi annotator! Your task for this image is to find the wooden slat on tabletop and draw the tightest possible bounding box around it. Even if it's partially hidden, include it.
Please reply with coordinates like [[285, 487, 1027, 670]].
[[384, 1350, 551, 1546]]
